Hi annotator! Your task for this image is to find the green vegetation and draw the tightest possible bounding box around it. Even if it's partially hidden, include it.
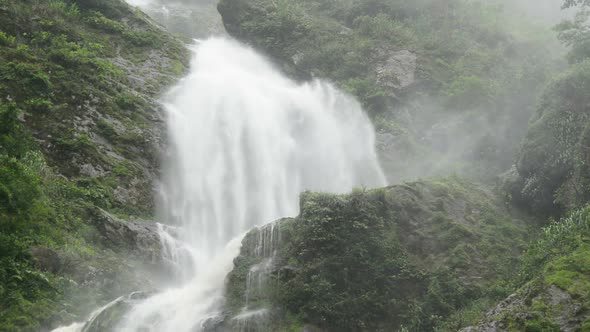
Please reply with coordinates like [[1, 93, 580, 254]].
[[215, 2, 590, 328], [510, 0, 590, 214], [224, 178, 531, 331], [462, 206, 590, 331], [218, 0, 561, 182], [0, 0, 188, 330]]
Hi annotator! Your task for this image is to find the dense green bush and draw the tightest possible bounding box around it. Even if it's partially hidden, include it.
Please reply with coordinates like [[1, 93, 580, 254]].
[[280, 189, 419, 331], [0, 0, 188, 329], [522, 206, 590, 280], [223, 179, 530, 331], [515, 59, 590, 214]]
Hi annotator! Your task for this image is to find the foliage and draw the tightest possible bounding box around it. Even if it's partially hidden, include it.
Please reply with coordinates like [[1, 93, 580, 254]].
[[472, 205, 590, 331], [555, 9, 590, 63], [522, 206, 590, 281], [224, 179, 530, 331], [564, 0, 590, 8], [0, 0, 189, 329], [218, 0, 560, 183], [279, 189, 418, 331], [515, 59, 590, 214]]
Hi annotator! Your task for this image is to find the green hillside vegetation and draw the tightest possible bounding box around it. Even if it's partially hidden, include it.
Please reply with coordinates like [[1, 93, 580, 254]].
[[223, 178, 532, 331], [218, 0, 563, 182], [0, 0, 188, 330]]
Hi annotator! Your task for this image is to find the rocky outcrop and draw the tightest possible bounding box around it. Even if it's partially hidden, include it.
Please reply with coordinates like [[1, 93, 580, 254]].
[[461, 284, 590, 332], [132, 0, 226, 39], [222, 178, 530, 331], [82, 292, 151, 332], [375, 49, 417, 94], [91, 208, 162, 262]]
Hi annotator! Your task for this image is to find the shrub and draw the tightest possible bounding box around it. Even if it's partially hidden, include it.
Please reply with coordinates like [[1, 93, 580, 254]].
[[47, 0, 81, 18], [0, 31, 16, 46], [84, 10, 124, 33], [25, 98, 54, 113]]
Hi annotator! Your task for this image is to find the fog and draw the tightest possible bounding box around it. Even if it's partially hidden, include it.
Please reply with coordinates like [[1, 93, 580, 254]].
[[496, 0, 575, 24]]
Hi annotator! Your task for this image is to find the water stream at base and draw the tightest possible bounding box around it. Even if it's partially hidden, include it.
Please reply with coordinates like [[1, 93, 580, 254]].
[[53, 38, 386, 332]]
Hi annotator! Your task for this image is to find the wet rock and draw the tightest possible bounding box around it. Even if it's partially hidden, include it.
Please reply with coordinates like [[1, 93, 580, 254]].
[[79, 163, 106, 178], [461, 284, 589, 332], [83, 292, 151, 332], [375, 49, 417, 93], [91, 208, 161, 262]]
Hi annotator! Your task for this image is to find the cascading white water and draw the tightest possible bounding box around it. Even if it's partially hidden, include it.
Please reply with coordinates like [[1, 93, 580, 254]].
[[53, 37, 385, 331]]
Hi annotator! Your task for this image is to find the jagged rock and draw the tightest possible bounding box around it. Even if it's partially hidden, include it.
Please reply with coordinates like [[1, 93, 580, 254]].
[[375, 49, 417, 93], [91, 208, 161, 262], [222, 179, 529, 331], [30, 247, 61, 273], [461, 284, 589, 332], [79, 163, 106, 178], [83, 292, 151, 332]]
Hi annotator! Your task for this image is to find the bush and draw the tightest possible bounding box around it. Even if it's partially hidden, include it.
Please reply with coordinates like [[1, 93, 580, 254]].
[[522, 206, 590, 281], [47, 0, 81, 18], [84, 10, 124, 33], [279, 190, 422, 331], [0, 156, 42, 215], [516, 59, 590, 213]]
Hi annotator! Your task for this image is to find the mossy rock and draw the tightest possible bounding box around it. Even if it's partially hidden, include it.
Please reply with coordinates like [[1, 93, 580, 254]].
[[222, 177, 531, 331]]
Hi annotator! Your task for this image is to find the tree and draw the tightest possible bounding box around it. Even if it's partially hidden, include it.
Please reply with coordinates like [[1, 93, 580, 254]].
[[563, 0, 590, 8], [557, 2, 590, 62]]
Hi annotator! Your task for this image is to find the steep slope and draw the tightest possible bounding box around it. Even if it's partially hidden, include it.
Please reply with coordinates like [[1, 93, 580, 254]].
[[217, 0, 563, 183], [0, 0, 188, 330], [219, 178, 531, 331], [462, 206, 590, 331], [505, 60, 590, 216]]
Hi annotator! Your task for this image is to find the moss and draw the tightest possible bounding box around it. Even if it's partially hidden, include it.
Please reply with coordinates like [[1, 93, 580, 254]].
[[524, 318, 560, 332], [0, 0, 189, 329], [544, 244, 590, 298], [218, 0, 558, 184], [514, 60, 590, 214], [224, 178, 530, 331]]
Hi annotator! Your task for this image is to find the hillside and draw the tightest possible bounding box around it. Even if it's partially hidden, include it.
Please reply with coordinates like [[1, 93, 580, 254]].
[[219, 178, 531, 331], [0, 0, 188, 330], [218, 0, 565, 183]]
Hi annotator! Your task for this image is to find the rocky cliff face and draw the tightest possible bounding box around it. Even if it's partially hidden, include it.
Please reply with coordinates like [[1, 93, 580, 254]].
[[217, 0, 560, 184], [0, 0, 189, 329], [462, 207, 590, 331], [504, 60, 590, 216], [220, 178, 531, 331]]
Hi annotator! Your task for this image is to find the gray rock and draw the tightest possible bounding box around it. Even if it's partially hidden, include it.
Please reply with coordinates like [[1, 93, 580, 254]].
[[375, 49, 417, 93], [461, 285, 590, 332], [91, 208, 161, 262], [79, 163, 106, 178], [114, 186, 131, 204]]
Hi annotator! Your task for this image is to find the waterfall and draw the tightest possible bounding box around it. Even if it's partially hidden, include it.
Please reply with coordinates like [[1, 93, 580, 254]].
[[53, 37, 385, 331]]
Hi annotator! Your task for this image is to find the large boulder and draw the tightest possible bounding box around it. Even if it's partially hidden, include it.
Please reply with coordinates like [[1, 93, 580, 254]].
[[375, 49, 417, 93], [221, 178, 530, 331], [91, 208, 162, 262]]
